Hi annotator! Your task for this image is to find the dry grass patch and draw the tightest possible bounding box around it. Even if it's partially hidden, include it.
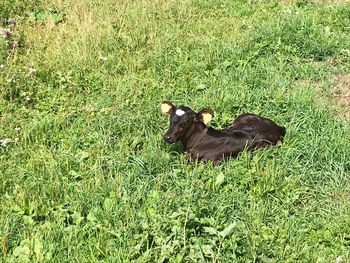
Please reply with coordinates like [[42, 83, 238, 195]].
[[280, 0, 349, 3], [292, 73, 350, 121], [310, 60, 340, 67], [330, 73, 350, 120]]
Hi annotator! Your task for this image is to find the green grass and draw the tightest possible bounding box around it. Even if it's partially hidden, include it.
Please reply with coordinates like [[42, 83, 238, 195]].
[[1, 0, 350, 262]]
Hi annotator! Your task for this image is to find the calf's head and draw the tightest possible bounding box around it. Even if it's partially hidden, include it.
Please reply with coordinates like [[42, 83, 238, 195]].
[[161, 101, 213, 143]]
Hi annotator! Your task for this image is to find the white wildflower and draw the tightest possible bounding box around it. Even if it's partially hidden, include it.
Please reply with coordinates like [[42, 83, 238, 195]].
[[15, 127, 21, 131], [295, 11, 299, 15], [98, 56, 107, 61], [28, 68, 36, 73], [336, 256, 342, 263], [25, 96, 31, 101], [0, 138, 13, 147], [0, 65, 4, 68]]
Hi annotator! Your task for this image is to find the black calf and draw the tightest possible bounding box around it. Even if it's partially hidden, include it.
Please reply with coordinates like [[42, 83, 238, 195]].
[[161, 101, 285, 164]]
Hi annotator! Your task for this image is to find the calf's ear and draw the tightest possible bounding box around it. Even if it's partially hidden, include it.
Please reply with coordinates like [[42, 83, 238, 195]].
[[198, 109, 214, 124], [161, 101, 175, 114]]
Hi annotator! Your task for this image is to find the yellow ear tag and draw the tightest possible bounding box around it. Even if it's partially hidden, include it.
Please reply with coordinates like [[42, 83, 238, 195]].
[[202, 112, 212, 124], [161, 103, 172, 114]]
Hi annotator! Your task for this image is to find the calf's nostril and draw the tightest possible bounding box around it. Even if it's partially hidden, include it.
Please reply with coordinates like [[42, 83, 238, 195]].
[[164, 135, 171, 142]]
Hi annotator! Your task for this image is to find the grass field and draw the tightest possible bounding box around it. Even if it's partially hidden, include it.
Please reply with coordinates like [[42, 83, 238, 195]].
[[1, 0, 350, 262]]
